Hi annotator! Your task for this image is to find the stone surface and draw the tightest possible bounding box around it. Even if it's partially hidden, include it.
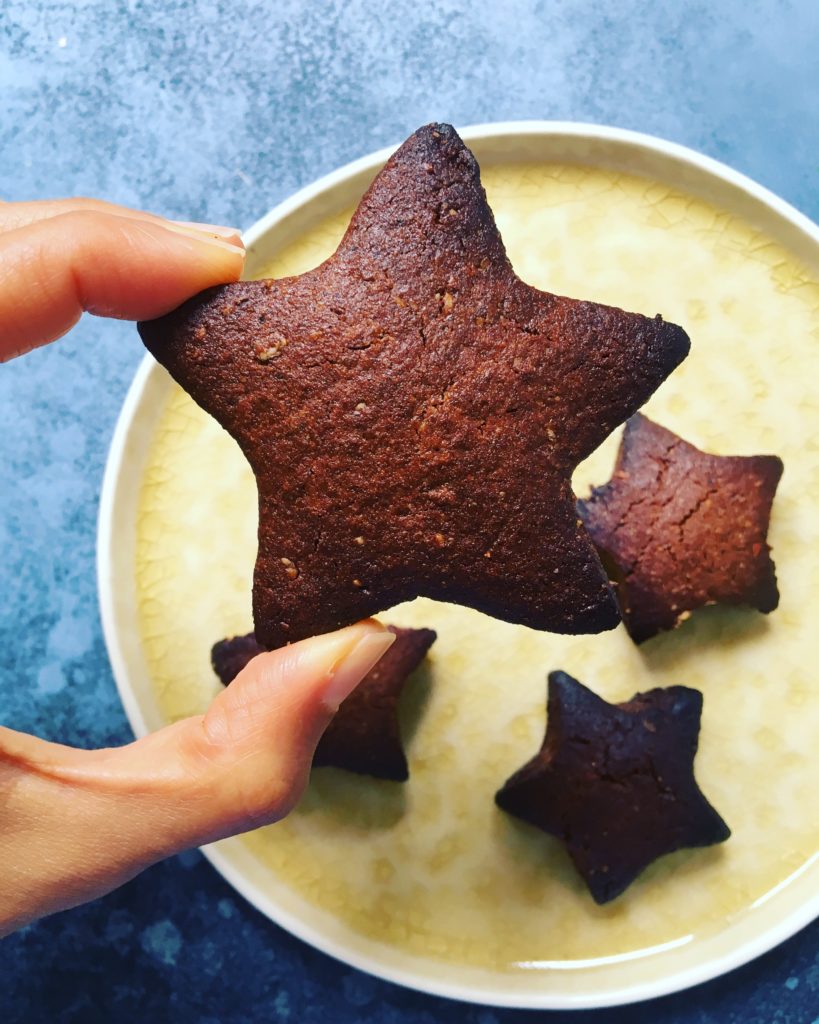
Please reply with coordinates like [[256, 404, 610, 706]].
[[0, 1, 817, 1020]]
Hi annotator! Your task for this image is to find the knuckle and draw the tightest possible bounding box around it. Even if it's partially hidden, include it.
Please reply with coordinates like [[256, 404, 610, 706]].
[[182, 716, 309, 834]]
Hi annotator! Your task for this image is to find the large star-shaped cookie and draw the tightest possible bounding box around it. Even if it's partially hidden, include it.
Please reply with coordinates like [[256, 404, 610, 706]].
[[140, 123, 690, 649], [212, 625, 436, 780], [495, 670, 730, 904], [579, 414, 783, 643]]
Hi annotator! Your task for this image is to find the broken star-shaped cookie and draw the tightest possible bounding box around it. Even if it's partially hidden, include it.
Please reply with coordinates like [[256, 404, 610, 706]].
[[211, 625, 436, 781], [579, 414, 783, 643], [141, 123, 690, 649], [495, 670, 730, 904]]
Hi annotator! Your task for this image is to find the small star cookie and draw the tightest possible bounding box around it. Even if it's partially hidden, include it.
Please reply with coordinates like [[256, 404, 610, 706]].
[[579, 414, 783, 643], [495, 670, 730, 904]]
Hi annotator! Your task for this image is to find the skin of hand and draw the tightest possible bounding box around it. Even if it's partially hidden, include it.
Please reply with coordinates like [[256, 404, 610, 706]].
[[0, 199, 397, 935]]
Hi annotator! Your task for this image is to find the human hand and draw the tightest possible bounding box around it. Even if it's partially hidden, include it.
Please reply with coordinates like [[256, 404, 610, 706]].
[[0, 197, 245, 360], [0, 622, 394, 936], [0, 200, 397, 934]]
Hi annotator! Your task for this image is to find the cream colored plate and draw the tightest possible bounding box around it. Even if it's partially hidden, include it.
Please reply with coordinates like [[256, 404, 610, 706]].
[[98, 123, 819, 1009]]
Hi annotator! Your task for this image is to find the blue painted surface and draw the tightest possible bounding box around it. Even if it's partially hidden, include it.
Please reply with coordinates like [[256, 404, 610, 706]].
[[1, 1, 817, 1020]]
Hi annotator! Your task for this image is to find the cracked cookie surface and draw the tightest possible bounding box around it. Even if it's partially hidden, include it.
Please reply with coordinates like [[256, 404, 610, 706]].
[[579, 414, 783, 643], [495, 670, 730, 904], [139, 123, 689, 648]]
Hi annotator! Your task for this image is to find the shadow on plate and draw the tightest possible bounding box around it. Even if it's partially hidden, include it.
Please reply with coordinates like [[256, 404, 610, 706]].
[[397, 659, 434, 749], [296, 769, 407, 830], [639, 604, 770, 673], [490, 811, 592, 906]]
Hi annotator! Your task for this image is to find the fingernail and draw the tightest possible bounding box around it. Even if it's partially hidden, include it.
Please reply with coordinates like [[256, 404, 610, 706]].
[[171, 220, 243, 241], [322, 629, 396, 710], [162, 221, 245, 255], [294, 622, 396, 711]]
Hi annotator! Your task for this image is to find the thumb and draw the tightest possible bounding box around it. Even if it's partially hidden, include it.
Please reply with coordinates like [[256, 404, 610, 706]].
[[132, 619, 397, 843], [0, 621, 394, 934]]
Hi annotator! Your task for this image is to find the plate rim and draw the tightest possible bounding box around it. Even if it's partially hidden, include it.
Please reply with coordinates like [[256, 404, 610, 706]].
[[97, 119, 819, 1010]]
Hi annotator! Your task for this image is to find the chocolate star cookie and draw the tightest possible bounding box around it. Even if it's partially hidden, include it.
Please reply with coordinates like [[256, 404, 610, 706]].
[[211, 625, 436, 781], [579, 414, 783, 643], [495, 670, 730, 904], [211, 632, 264, 686], [140, 123, 689, 649]]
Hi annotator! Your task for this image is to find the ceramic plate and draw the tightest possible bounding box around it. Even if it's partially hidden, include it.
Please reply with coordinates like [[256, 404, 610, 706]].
[[98, 123, 819, 1009]]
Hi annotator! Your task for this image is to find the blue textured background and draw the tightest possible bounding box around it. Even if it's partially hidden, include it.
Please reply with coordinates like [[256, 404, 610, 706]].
[[1, 1, 818, 1021]]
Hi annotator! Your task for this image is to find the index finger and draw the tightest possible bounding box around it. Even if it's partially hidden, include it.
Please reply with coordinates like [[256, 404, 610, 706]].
[[0, 210, 244, 360], [0, 198, 242, 247]]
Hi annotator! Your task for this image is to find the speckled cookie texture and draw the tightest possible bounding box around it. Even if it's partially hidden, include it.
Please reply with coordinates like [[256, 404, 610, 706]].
[[138, 123, 690, 649], [579, 414, 783, 643], [212, 625, 436, 780], [495, 671, 730, 904]]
